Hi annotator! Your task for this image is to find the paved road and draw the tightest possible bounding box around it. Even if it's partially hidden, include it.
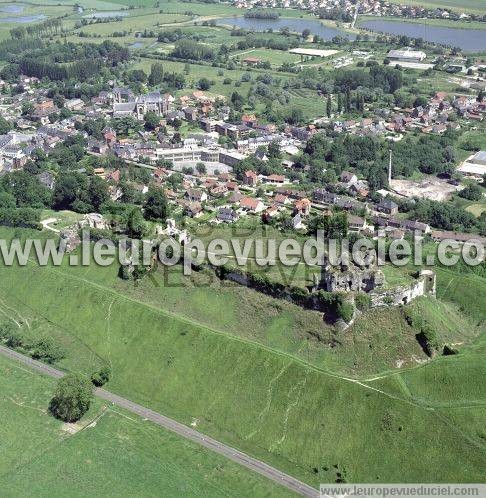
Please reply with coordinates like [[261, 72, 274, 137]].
[[0, 345, 318, 498]]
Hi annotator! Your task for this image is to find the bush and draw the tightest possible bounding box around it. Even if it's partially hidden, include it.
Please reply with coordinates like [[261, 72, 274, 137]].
[[30, 337, 65, 364], [4, 328, 24, 348], [0, 322, 15, 341], [91, 365, 111, 387], [404, 308, 441, 357], [354, 293, 371, 311], [459, 183, 483, 201], [337, 301, 354, 323]]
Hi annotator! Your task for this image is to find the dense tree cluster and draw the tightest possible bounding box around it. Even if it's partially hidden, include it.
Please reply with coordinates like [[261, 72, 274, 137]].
[[171, 39, 215, 61], [147, 62, 185, 90], [244, 10, 279, 20], [459, 183, 484, 201], [4, 41, 129, 82], [1, 171, 51, 208], [53, 173, 109, 213], [298, 130, 460, 190], [157, 28, 206, 43], [10, 18, 63, 40], [235, 34, 299, 51], [388, 133, 458, 176], [410, 199, 484, 234], [0, 37, 43, 59]]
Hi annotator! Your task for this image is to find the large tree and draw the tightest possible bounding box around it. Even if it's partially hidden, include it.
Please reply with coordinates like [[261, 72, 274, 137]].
[[49, 373, 93, 422], [144, 187, 169, 221], [0, 117, 12, 134], [88, 175, 109, 210], [144, 111, 160, 131], [148, 62, 164, 86], [127, 207, 147, 239]]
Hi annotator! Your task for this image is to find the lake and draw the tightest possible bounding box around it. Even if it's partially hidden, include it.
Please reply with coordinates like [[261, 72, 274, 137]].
[[0, 4, 25, 14], [216, 17, 354, 41], [1, 15, 46, 23], [360, 20, 486, 52]]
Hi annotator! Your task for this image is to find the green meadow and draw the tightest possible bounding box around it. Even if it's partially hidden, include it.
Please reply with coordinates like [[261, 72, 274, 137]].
[[0, 354, 293, 497], [0, 227, 484, 486], [385, 0, 486, 15]]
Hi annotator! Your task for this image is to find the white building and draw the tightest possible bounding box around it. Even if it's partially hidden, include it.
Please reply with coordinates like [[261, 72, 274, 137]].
[[387, 48, 426, 62]]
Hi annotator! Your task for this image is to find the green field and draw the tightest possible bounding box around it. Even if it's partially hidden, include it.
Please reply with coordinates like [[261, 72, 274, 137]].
[[385, 0, 486, 15], [0, 227, 485, 486], [0, 354, 293, 497]]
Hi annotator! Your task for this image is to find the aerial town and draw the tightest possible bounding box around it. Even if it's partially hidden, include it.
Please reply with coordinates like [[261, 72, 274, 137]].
[[0, 0, 485, 496]]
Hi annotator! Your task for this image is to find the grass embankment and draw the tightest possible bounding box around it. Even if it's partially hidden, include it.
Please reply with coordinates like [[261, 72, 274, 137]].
[[0, 227, 484, 484]]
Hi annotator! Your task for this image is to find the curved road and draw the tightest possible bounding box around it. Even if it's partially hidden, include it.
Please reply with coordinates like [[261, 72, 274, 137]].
[[0, 345, 318, 498]]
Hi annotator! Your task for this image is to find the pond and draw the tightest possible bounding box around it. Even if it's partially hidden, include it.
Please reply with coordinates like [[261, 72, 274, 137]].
[[360, 19, 486, 52], [129, 42, 144, 49], [83, 11, 129, 19], [1, 15, 46, 23], [216, 16, 354, 41]]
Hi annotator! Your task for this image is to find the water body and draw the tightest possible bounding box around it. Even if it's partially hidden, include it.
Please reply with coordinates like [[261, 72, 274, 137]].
[[83, 11, 128, 19], [360, 20, 486, 52], [0, 4, 25, 14], [1, 15, 46, 23], [216, 16, 355, 41], [129, 42, 144, 49]]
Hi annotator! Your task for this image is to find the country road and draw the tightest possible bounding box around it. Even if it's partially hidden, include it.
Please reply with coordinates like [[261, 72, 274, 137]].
[[0, 345, 318, 498]]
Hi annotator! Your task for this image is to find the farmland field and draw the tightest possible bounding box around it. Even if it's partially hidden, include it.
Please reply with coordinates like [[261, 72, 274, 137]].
[[0, 227, 485, 486]]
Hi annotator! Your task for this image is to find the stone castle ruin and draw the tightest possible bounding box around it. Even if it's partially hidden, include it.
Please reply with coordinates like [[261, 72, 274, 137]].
[[320, 259, 385, 293], [319, 255, 436, 307]]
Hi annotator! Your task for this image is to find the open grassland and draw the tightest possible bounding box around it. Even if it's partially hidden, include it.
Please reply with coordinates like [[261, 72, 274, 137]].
[[0, 355, 292, 497], [231, 48, 303, 66], [435, 267, 486, 326], [0, 227, 484, 485]]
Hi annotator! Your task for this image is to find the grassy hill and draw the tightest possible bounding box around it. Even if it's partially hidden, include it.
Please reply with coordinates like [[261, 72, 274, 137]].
[[0, 227, 485, 486], [0, 355, 291, 497]]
